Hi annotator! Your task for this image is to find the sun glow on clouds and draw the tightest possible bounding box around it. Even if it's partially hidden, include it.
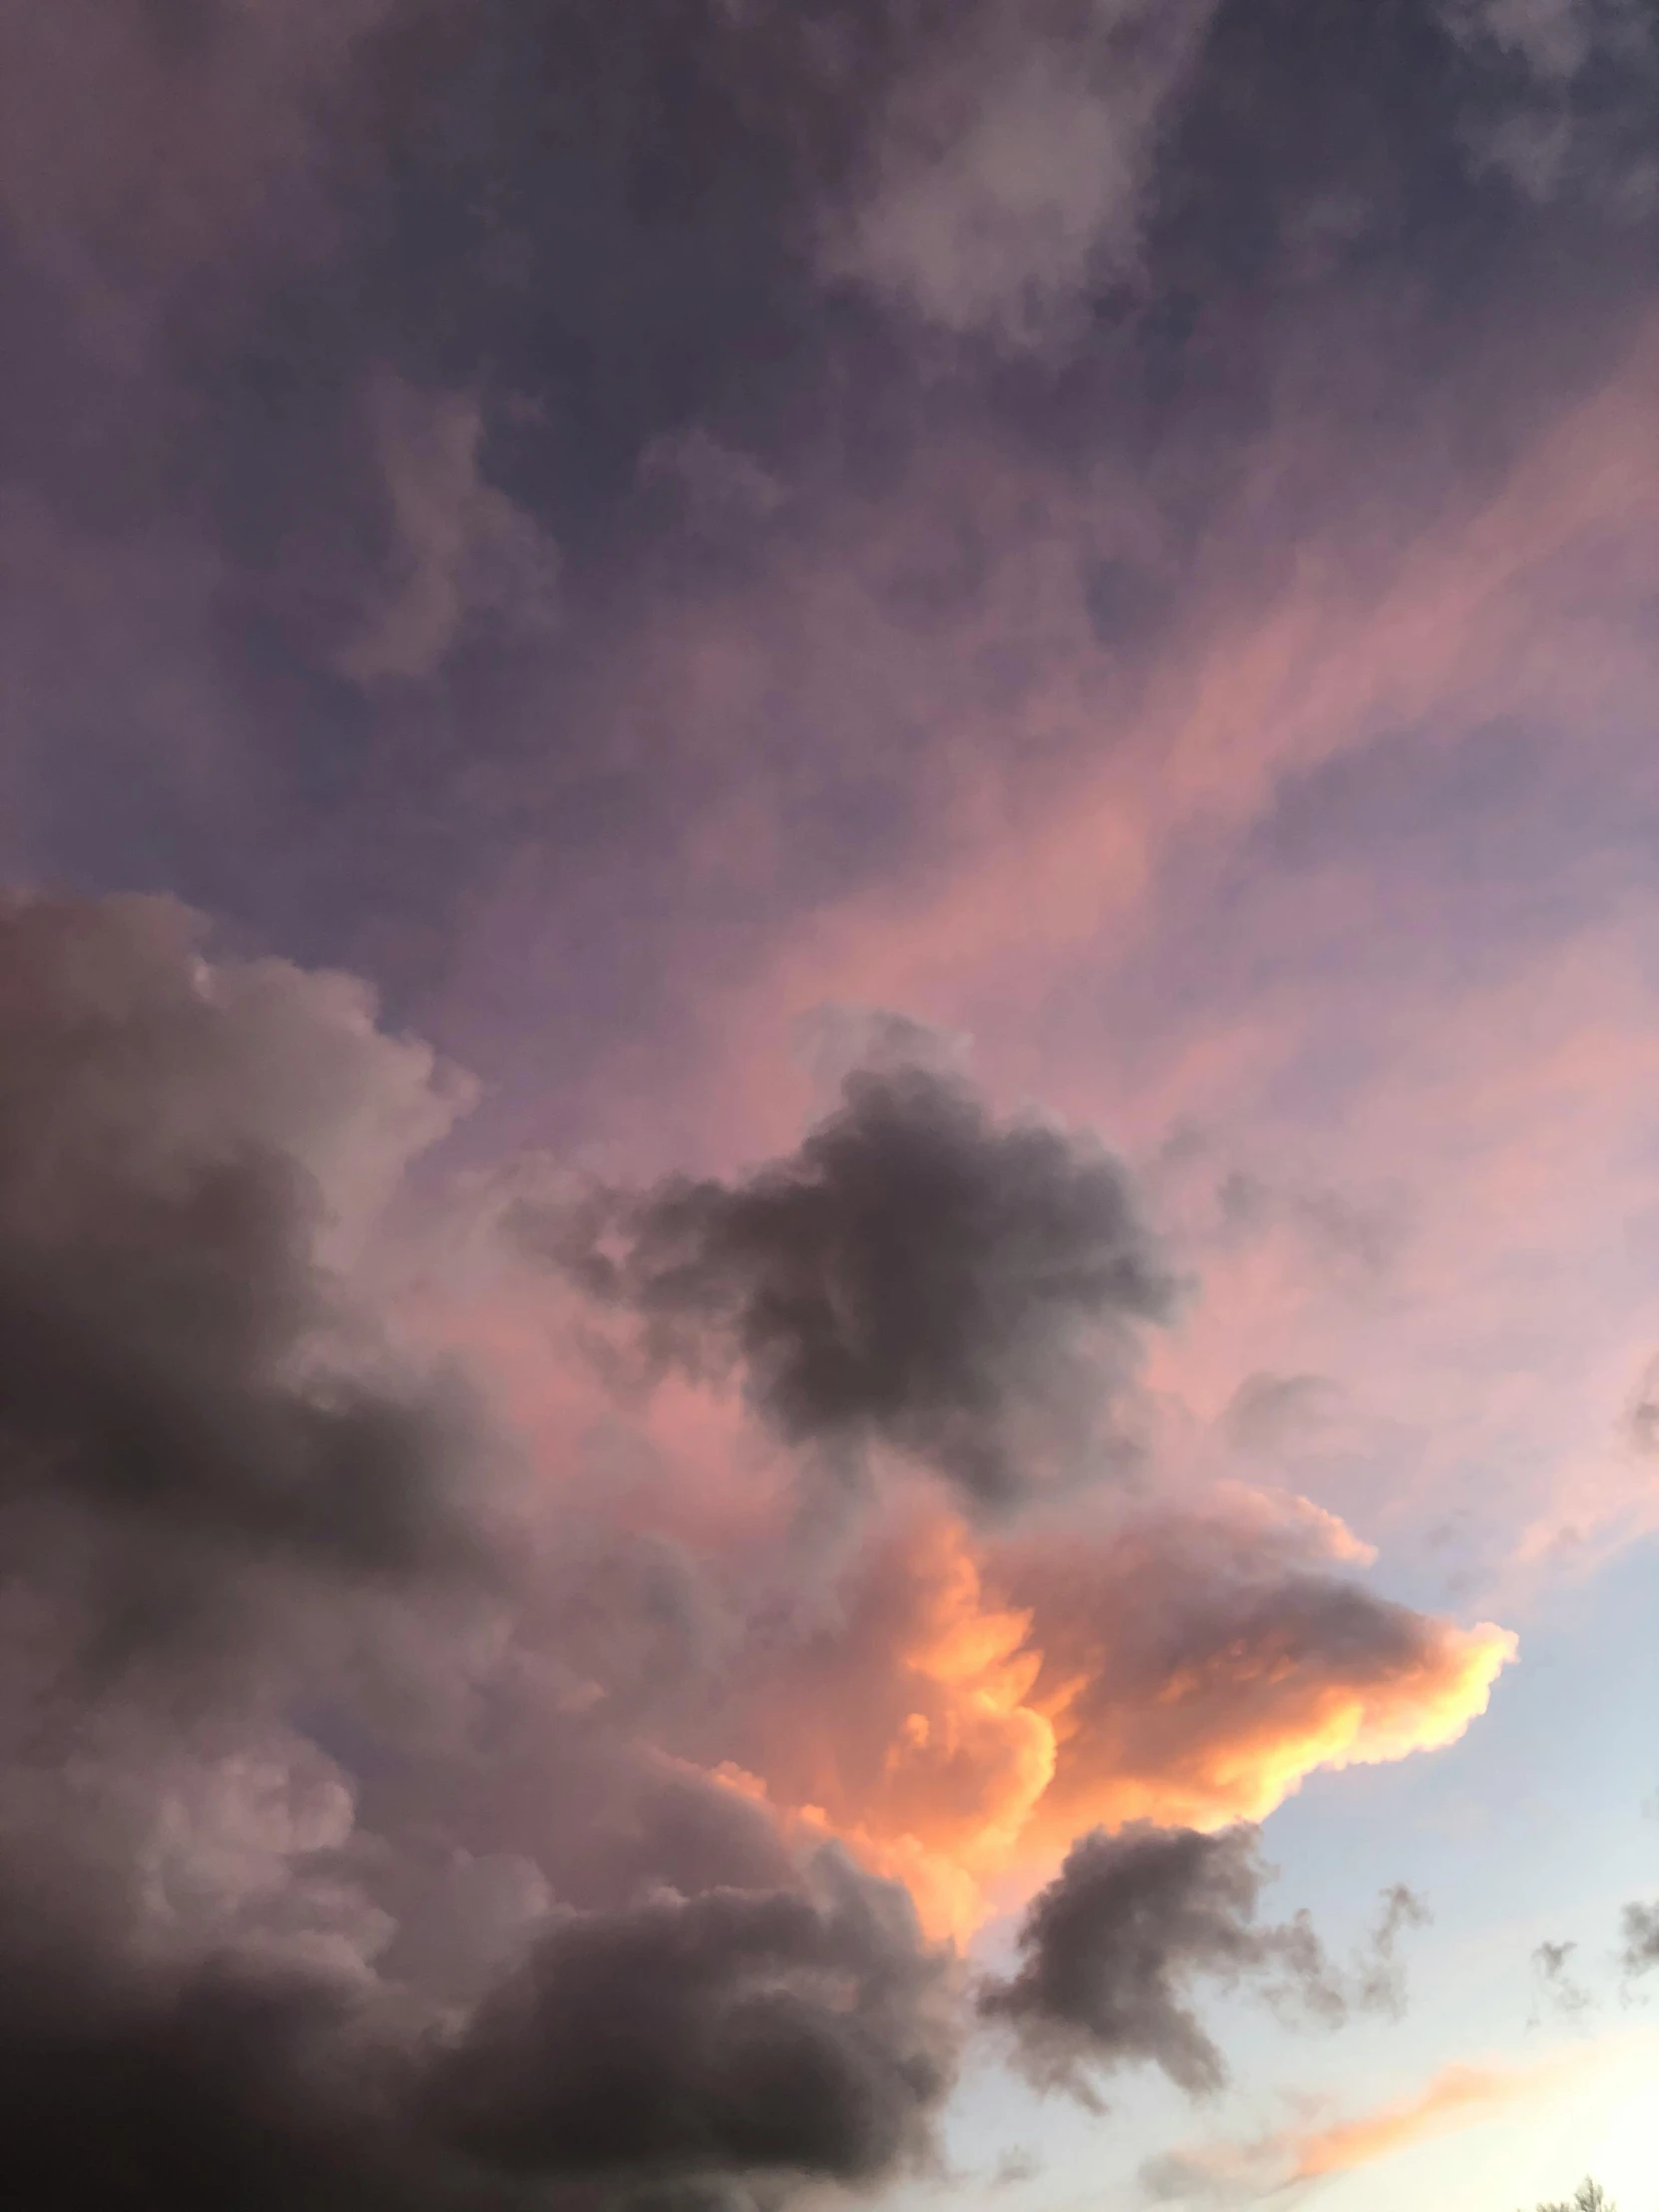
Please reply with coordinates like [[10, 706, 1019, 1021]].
[[676, 1504, 1513, 1942], [1148, 2047, 1606, 2199]]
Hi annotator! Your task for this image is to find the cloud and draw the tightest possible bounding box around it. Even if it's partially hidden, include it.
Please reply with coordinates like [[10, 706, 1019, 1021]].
[[821, 0, 1219, 347], [431, 1852, 955, 2189], [979, 1823, 1341, 2100], [1287, 2059, 1563, 2180], [0, 0, 397, 356], [0, 892, 1519, 2209], [1440, 0, 1651, 85], [1618, 1899, 1659, 1975], [994, 1502, 1516, 1846], [1142, 2053, 1584, 2200], [1531, 1937, 1593, 2021], [602, 1492, 1511, 1943], [1438, 0, 1659, 207], [1354, 1883, 1432, 2017], [0, 895, 966, 2212], [335, 374, 561, 687], [0, 1846, 954, 2212], [1220, 1374, 1344, 1457], [0, 891, 485, 1666], [525, 1051, 1178, 1512]]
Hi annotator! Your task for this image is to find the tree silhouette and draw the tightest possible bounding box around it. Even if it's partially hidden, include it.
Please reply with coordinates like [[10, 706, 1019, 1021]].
[[1526, 2183, 1615, 2212]]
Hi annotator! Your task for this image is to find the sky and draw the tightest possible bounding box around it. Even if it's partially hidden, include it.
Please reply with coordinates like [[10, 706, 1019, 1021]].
[[0, 2, 1656, 2207]]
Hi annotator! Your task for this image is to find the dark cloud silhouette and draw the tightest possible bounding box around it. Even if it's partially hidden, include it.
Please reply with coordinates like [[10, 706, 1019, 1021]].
[[978, 1824, 1342, 2100], [527, 1055, 1176, 1510], [433, 1856, 954, 2190], [0, 1944, 494, 2212], [0, 1848, 952, 2212]]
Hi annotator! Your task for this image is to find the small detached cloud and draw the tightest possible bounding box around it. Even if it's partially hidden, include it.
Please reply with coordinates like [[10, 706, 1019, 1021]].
[[1530, 1937, 1593, 2022], [524, 1051, 1179, 1514], [978, 1824, 1344, 2102], [1618, 1898, 1659, 1976]]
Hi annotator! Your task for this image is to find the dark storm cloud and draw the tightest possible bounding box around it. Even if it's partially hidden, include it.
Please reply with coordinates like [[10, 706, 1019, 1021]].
[[433, 1856, 955, 2189], [0, 1848, 953, 2212], [525, 1054, 1177, 1510], [978, 1824, 1342, 2101], [0, 1943, 502, 2212]]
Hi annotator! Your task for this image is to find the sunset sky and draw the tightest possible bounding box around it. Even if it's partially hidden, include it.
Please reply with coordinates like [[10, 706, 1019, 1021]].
[[0, 5, 1656, 2209]]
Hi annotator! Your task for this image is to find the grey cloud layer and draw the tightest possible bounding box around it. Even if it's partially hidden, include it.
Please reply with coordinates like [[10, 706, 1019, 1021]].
[[526, 1055, 1176, 1509], [0, 0, 1650, 1052]]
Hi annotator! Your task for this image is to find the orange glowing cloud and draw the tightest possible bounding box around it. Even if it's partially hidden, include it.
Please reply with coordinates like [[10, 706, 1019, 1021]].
[[1000, 1511, 1516, 1849], [1287, 2061, 1548, 2180], [681, 1500, 1514, 1939], [1151, 2051, 1592, 2199]]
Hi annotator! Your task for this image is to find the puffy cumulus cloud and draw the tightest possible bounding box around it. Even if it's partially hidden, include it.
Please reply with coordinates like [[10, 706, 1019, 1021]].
[[0, 1721, 956, 2212], [677, 1513, 1065, 1943], [0, 1706, 392, 1985], [820, 0, 1220, 347], [525, 1051, 1178, 1513], [978, 1823, 1342, 2100], [640, 1500, 1508, 1941], [0, 890, 486, 1667], [995, 1501, 1515, 1847], [0, 1852, 953, 2212]]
